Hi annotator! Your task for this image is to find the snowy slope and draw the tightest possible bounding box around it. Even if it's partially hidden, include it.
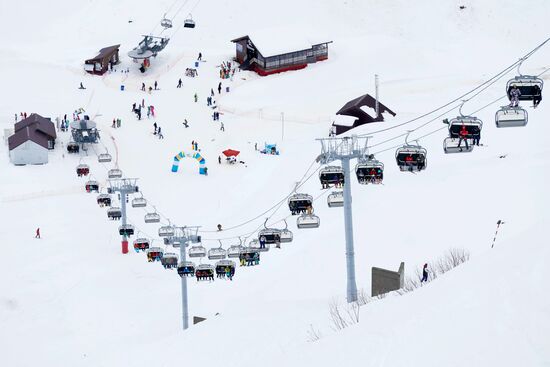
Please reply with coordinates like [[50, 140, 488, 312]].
[[1, 0, 549, 366]]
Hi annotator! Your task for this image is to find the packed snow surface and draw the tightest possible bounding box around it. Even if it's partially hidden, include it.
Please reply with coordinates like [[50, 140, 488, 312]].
[[1, 0, 549, 366]]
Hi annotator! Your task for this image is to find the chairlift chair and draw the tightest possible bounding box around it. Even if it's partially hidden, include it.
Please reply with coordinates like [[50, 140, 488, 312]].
[[98, 153, 112, 163], [107, 207, 122, 220], [319, 166, 345, 188], [196, 264, 215, 281], [188, 244, 207, 258], [297, 213, 320, 229], [448, 116, 483, 139], [67, 142, 79, 154], [161, 252, 179, 269], [495, 106, 528, 128], [278, 220, 293, 243], [443, 137, 474, 154], [258, 228, 281, 245], [164, 237, 182, 247], [327, 191, 344, 208], [355, 156, 384, 184], [160, 17, 173, 29], [85, 180, 99, 193], [131, 197, 147, 208], [133, 238, 150, 252], [184, 14, 195, 28], [76, 164, 90, 177], [144, 212, 161, 223], [96, 193, 112, 206], [158, 225, 175, 237], [395, 145, 427, 172], [177, 261, 196, 277], [118, 224, 135, 236], [215, 260, 236, 278], [108, 168, 123, 179], [506, 75, 544, 101], [227, 244, 244, 258], [146, 247, 164, 262], [208, 247, 227, 260], [239, 248, 260, 266], [288, 193, 313, 215]]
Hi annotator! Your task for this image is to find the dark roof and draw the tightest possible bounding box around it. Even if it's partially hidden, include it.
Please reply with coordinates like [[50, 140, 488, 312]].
[[86, 44, 120, 63], [337, 94, 396, 121], [8, 126, 49, 150], [231, 36, 249, 43], [14, 113, 56, 140]]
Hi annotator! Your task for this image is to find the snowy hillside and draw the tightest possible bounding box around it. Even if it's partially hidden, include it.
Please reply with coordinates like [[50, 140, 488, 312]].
[[1, 0, 549, 366]]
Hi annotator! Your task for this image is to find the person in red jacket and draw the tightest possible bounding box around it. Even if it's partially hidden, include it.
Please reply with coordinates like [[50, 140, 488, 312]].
[[457, 124, 469, 151], [35, 228, 40, 239]]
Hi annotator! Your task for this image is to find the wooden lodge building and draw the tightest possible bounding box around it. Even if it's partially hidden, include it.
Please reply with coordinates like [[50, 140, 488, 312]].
[[84, 44, 120, 75], [231, 32, 332, 76]]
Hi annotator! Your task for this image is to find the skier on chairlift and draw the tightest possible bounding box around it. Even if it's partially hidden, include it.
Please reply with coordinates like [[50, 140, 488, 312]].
[[457, 123, 469, 151], [509, 85, 521, 107]]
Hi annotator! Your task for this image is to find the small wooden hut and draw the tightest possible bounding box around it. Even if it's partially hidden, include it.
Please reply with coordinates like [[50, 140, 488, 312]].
[[84, 45, 120, 75]]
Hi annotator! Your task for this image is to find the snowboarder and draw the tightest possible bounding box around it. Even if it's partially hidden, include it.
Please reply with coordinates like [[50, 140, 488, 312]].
[[177, 78, 182, 88], [509, 85, 521, 107], [141, 82, 146, 91], [220, 122, 225, 131], [35, 228, 40, 239], [154, 81, 158, 90], [79, 82, 85, 89], [421, 263, 428, 283], [218, 82, 222, 94], [197, 52, 202, 61], [457, 124, 469, 151], [153, 122, 158, 134], [183, 119, 189, 128]]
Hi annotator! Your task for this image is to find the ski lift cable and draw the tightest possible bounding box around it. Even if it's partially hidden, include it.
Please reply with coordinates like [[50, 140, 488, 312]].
[[357, 37, 550, 138]]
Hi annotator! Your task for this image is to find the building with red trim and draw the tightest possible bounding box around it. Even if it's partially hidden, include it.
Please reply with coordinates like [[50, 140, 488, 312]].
[[231, 34, 331, 76]]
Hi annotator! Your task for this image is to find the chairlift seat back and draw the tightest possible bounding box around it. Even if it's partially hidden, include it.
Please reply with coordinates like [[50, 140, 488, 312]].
[[507, 76, 543, 101], [98, 153, 112, 163], [279, 229, 293, 243], [158, 226, 175, 237], [297, 214, 320, 229], [327, 191, 344, 208], [208, 247, 227, 260], [144, 212, 161, 223], [443, 137, 474, 154], [188, 245, 206, 258], [132, 197, 147, 208]]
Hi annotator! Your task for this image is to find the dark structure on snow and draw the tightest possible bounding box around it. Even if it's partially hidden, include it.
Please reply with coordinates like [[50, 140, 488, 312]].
[[372, 262, 405, 297], [231, 35, 332, 76], [9, 114, 57, 165], [85, 45, 121, 75], [333, 94, 396, 135]]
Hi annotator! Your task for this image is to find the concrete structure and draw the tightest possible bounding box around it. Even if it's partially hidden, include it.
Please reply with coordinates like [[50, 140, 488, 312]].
[[193, 316, 206, 325], [371, 262, 405, 297], [8, 114, 56, 165]]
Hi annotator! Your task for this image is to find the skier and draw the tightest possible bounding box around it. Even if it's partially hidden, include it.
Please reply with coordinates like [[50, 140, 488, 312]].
[[191, 140, 195, 150], [203, 167, 208, 175], [147, 106, 151, 119], [218, 156, 221, 164], [35, 227, 40, 239], [153, 122, 158, 134], [150, 105, 155, 117], [154, 81, 158, 90], [117, 118, 121, 127], [211, 88, 215, 97], [220, 122, 225, 131], [218, 82, 222, 94], [509, 85, 521, 107], [255, 142, 258, 151], [132, 102, 136, 112], [141, 82, 146, 91], [182, 119, 189, 128], [207, 96, 211, 106], [177, 78, 182, 88], [79, 82, 85, 89], [157, 127, 163, 139], [142, 98, 145, 107], [197, 52, 202, 61], [194, 142, 198, 150], [421, 263, 429, 283], [457, 124, 469, 151], [194, 93, 198, 102], [112, 118, 116, 128], [148, 86, 153, 94]]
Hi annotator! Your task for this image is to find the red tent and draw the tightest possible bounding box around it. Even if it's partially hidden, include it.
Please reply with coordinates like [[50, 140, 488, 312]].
[[222, 149, 240, 157]]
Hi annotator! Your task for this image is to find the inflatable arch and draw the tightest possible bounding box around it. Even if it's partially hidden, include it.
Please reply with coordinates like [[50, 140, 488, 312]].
[[171, 151, 207, 174]]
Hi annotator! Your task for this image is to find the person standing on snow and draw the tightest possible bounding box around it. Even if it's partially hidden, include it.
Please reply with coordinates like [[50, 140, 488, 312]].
[[218, 156, 222, 164], [220, 122, 225, 131], [197, 52, 202, 61], [509, 85, 521, 107], [153, 122, 158, 134], [421, 263, 429, 283], [154, 81, 158, 90], [194, 93, 198, 102], [35, 228, 40, 239], [218, 82, 222, 94], [177, 78, 182, 88], [183, 119, 189, 128], [141, 82, 146, 91]]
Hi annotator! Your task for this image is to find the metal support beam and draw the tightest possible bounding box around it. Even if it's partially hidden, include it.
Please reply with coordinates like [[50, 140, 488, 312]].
[[341, 157, 358, 302]]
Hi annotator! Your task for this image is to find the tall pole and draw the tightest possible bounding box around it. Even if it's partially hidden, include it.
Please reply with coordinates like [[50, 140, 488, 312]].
[[179, 237, 189, 330], [375, 74, 380, 117], [120, 191, 128, 254], [341, 157, 358, 302]]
